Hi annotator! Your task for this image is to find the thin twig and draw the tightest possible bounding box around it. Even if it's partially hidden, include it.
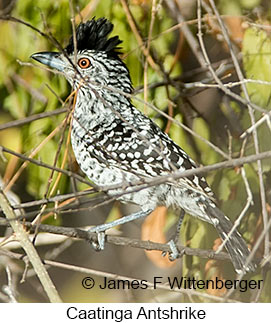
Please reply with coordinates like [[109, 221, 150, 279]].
[[2, 266, 17, 303], [165, 0, 207, 69], [0, 219, 232, 262], [143, 0, 158, 114], [0, 189, 62, 303], [216, 167, 254, 254], [0, 145, 93, 186], [120, 0, 159, 72], [0, 108, 68, 131], [208, 0, 269, 259], [5, 121, 64, 192], [1, 148, 271, 217]]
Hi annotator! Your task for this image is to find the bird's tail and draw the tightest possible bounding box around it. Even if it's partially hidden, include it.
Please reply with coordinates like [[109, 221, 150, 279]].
[[205, 205, 256, 274]]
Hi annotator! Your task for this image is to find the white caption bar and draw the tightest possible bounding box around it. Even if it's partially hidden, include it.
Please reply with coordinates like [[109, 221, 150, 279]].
[[1, 303, 267, 322]]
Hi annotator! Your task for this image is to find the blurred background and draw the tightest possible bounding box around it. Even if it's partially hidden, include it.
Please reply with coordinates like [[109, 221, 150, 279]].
[[0, 0, 271, 302]]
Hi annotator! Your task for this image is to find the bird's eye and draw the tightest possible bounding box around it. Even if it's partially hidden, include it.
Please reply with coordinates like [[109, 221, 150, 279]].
[[78, 57, 91, 69]]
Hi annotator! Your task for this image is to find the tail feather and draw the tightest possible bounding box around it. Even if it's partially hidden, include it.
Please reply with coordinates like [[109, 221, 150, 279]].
[[205, 205, 256, 273]]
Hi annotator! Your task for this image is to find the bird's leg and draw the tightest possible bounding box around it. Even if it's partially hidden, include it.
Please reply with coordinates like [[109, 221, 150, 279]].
[[166, 209, 185, 260], [88, 209, 153, 250], [173, 209, 185, 244]]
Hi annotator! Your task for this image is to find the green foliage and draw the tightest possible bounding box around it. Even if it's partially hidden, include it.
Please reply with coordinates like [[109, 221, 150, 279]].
[[242, 27, 271, 110], [219, 0, 261, 14], [193, 118, 217, 165], [242, 27, 271, 162]]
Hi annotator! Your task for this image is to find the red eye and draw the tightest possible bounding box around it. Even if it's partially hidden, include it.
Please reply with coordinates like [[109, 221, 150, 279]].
[[78, 57, 91, 69]]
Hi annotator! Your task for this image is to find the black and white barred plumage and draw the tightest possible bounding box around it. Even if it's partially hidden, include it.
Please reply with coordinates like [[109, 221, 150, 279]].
[[31, 17, 256, 273]]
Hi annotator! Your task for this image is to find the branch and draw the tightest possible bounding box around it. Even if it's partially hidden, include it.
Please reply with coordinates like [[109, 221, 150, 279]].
[[0, 108, 68, 131], [98, 150, 271, 198], [1, 219, 264, 271], [0, 145, 93, 187], [0, 219, 233, 262], [1, 150, 271, 217], [0, 190, 62, 303]]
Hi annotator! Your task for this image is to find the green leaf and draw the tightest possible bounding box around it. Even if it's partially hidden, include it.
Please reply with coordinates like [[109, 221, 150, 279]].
[[193, 117, 217, 165], [242, 27, 271, 109]]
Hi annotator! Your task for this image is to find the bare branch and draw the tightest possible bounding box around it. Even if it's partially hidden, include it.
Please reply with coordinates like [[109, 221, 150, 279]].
[[0, 189, 62, 303], [0, 108, 68, 131]]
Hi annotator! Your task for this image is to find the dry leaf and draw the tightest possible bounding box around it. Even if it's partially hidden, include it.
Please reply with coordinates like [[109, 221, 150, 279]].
[[205, 238, 226, 296], [141, 206, 176, 268], [206, 14, 244, 48], [224, 16, 244, 47]]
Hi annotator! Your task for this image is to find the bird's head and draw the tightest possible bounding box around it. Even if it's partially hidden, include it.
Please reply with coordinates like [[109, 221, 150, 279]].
[[31, 17, 132, 94]]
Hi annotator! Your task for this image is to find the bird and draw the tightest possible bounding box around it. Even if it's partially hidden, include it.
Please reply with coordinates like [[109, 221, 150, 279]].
[[31, 17, 256, 274]]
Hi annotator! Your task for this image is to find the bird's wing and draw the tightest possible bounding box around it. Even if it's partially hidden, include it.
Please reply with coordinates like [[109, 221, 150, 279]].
[[84, 109, 214, 199]]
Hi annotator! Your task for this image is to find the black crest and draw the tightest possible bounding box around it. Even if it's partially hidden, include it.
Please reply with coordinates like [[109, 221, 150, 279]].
[[65, 17, 122, 59]]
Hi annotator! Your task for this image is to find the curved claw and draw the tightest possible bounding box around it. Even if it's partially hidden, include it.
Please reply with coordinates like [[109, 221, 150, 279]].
[[90, 232, 105, 251], [163, 239, 185, 261]]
